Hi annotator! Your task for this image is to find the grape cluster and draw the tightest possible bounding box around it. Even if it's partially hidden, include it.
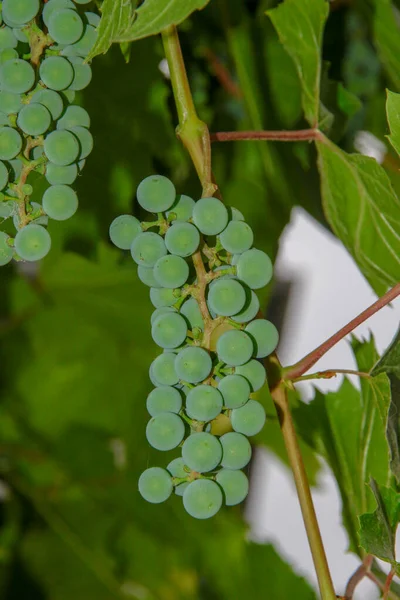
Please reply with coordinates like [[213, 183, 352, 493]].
[[110, 175, 279, 519], [0, 0, 98, 265]]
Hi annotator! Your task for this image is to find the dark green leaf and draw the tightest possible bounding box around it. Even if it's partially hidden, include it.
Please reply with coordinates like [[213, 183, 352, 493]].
[[374, 0, 400, 92], [86, 0, 137, 60], [387, 90, 400, 157]]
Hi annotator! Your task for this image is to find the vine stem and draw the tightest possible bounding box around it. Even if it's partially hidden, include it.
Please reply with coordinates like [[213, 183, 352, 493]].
[[284, 282, 400, 380], [344, 555, 373, 599], [291, 368, 372, 383], [210, 129, 322, 142], [384, 568, 396, 600]]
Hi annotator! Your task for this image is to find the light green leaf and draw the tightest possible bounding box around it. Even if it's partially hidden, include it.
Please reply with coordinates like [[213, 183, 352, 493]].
[[317, 137, 400, 295], [359, 479, 400, 569], [387, 90, 400, 157], [267, 0, 329, 126], [86, 0, 137, 60], [374, 0, 400, 92]]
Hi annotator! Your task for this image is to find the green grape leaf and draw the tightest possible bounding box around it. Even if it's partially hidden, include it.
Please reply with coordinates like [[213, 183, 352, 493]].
[[359, 479, 400, 568], [86, 0, 137, 60], [386, 90, 400, 157], [267, 0, 329, 126], [317, 137, 400, 295], [374, 0, 400, 92]]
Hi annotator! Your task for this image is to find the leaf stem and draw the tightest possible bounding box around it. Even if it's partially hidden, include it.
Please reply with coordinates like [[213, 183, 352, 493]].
[[210, 129, 322, 142], [284, 283, 400, 380], [290, 369, 372, 383], [384, 568, 396, 600], [344, 555, 373, 599]]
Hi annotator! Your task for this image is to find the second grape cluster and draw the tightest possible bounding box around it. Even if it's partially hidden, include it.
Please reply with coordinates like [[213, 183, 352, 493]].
[[110, 175, 279, 519]]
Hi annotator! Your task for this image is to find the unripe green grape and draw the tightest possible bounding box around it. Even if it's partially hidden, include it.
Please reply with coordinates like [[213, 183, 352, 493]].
[[68, 57, 92, 91], [183, 479, 223, 519], [0, 231, 13, 265], [0, 91, 22, 115], [231, 290, 260, 324], [27, 202, 48, 227], [235, 360, 266, 392], [69, 126, 93, 159], [167, 457, 189, 496], [32, 89, 64, 120], [216, 469, 249, 506], [153, 254, 189, 288], [146, 412, 185, 451], [61, 24, 97, 57], [131, 232, 167, 268], [151, 312, 187, 349], [109, 214, 141, 250], [245, 319, 279, 358], [17, 103, 52, 136], [0, 27, 18, 49], [48, 9, 84, 45], [236, 248, 273, 289], [1, 59, 35, 94], [180, 297, 204, 331], [44, 130, 80, 165], [40, 56, 74, 91], [137, 174, 176, 213], [85, 12, 101, 27], [149, 287, 177, 308], [8, 158, 22, 181], [150, 352, 179, 386], [2, 0, 40, 26], [219, 220, 254, 254], [42, 184, 78, 221], [14, 224, 51, 261], [166, 194, 194, 222], [185, 385, 223, 422], [45, 162, 78, 186], [220, 432, 252, 469], [138, 467, 173, 504], [192, 197, 228, 235], [0, 200, 15, 218], [165, 222, 200, 257], [57, 105, 90, 129], [138, 265, 161, 288], [207, 279, 246, 317], [150, 306, 177, 325], [43, 0, 76, 26], [216, 330, 253, 366], [182, 432, 222, 472], [146, 386, 182, 417], [175, 347, 212, 384], [0, 127, 22, 160], [0, 160, 9, 190], [231, 399, 266, 437], [231, 206, 244, 221], [22, 184, 33, 196], [0, 114, 10, 126], [218, 374, 250, 409], [0, 49, 18, 64], [12, 28, 28, 43]]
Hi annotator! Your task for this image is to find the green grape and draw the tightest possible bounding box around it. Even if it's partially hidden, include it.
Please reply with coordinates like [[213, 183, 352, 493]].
[[235, 360, 266, 392], [44, 130, 79, 166], [85, 12, 101, 27], [0, 127, 22, 160], [61, 24, 96, 57], [68, 57, 92, 91], [40, 56, 74, 91], [180, 297, 204, 331], [220, 432, 252, 469], [150, 352, 179, 386], [57, 105, 90, 129], [236, 248, 273, 289], [12, 28, 28, 43], [138, 265, 160, 288], [45, 162, 78, 186], [14, 224, 51, 261], [32, 89, 64, 120], [0, 200, 15, 218], [231, 290, 260, 324], [183, 479, 222, 519], [218, 374, 250, 409], [2, 0, 40, 26], [216, 469, 249, 506], [69, 126, 93, 159], [150, 306, 176, 325], [153, 254, 189, 289], [207, 279, 246, 317], [146, 412, 185, 451], [131, 232, 167, 268], [219, 220, 253, 254], [152, 312, 187, 349], [27, 201, 48, 227], [0, 49, 18, 64], [8, 158, 22, 181], [0, 231, 13, 265], [48, 9, 84, 45], [175, 347, 212, 384], [166, 194, 194, 222], [216, 330, 253, 367], [165, 222, 200, 257], [136, 174, 176, 213], [138, 467, 173, 504], [146, 386, 182, 417], [192, 197, 228, 235], [22, 184, 33, 196], [245, 319, 279, 358], [109, 214, 141, 250], [17, 103, 52, 136], [43, 0, 76, 26], [0, 27, 18, 49], [1, 59, 35, 94], [167, 457, 189, 496], [182, 432, 222, 472], [42, 184, 78, 221], [149, 287, 177, 308], [0, 91, 22, 115], [231, 206, 244, 221], [231, 399, 266, 436], [185, 385, 223, 422], [0, 160, 9, 190], [74, 0, 92, 3]]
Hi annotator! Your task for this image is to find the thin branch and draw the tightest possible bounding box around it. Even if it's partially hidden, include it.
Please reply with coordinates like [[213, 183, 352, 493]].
[[203, 48, 242, 99], [291, 369, 372, 383], [344, 555, 373, 599], [210, 129, 322, 142], [367, 570, 400, 600], [384, 568, 396, 600], [284, 282, 400, 380]]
